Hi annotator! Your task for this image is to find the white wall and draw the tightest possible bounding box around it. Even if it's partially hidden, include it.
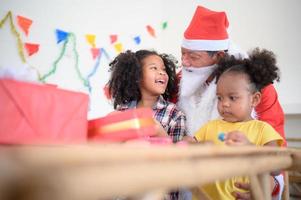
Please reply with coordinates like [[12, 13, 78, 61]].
[[198, 0, 301, 115], [285, 114, 301, 147], [1, 0, 301, 121]]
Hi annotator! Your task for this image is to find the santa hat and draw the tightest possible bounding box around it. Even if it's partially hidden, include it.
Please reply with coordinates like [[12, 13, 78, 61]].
[[182, 6, 230, 51]]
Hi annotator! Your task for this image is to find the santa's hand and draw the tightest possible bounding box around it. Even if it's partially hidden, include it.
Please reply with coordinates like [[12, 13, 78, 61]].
[[224, 131, 252, 146]]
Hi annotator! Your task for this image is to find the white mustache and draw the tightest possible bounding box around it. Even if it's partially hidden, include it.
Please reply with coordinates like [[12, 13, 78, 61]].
[[180, 65, 216, 97]]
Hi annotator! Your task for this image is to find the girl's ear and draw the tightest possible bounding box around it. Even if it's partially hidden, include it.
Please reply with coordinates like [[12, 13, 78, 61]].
[[211, 51, 226, 64], [215, 51, 226, 61], [217, 51, 225, 57], [252, 91, 261, 107]]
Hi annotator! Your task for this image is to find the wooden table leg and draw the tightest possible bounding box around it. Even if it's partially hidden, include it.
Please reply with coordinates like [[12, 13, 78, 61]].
[[250, 173, 271, 200]]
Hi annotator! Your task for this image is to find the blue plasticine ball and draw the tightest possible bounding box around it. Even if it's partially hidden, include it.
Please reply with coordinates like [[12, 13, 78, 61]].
[[218, 132, 225, 141]]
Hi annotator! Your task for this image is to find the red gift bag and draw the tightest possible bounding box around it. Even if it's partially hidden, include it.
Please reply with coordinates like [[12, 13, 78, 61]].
[[0, 79, 88, 144], [88, 108, 156, 142]]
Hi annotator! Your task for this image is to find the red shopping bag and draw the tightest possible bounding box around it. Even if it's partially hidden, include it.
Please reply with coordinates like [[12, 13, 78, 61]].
[[88, 108, 156, 142], [0, 79, 88, 144]]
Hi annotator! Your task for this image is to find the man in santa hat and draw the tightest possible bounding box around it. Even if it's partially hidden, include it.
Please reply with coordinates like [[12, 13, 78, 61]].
[[173, 5, 286, 200]]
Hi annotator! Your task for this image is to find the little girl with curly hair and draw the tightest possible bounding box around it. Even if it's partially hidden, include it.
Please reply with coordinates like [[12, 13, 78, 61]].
[[193, 48, 284, 200], [107, 49, 187, 143]]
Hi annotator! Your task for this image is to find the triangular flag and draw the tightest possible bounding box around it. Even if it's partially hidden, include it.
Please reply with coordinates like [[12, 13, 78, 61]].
[[146, 25, 156, 38], [86, 34, 96, 47], [91, 48, 101, 60], [24, 43, 39, 56], [55, 29, 69, 44], [110, 34, 118, 44], [17, 15, 32, 36], [114, 42, 123, 53], [162, 21, 168, 30], [133, 36, 141, 45]]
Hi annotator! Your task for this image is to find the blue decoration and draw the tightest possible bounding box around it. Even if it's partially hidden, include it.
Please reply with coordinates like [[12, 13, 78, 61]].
[[56, 29, 69, 44], [218, 132, 225, 142], [133, 36, 141, 45]]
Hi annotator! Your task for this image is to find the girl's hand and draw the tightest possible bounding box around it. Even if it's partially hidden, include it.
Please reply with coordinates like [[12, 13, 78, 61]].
[[232, 182, 251, 200], [182, 136, 197, 143], [224, 131, 252, 146], [232, 175, 276, 200], [153, 120, 168, 137]]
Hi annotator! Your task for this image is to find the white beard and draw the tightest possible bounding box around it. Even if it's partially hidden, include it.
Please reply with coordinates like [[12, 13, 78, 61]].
[[178, 65, 220, 136], [179, 65, 215, 97]]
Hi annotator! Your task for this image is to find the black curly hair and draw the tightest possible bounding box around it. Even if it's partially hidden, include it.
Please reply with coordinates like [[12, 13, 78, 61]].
[[107, 49, 178, 109], [215, 48, 280, 93]]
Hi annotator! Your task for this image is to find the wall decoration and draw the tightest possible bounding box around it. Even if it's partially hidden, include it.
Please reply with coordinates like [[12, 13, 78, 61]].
[[162, 21, 168, 30], [110, 34, 117, 44], [55, 29, 69, 44], [146, 25, 156, 38], [86, 47, 111, 92], [85, 34, 96, 47], [40, 33, 89, 89], [17, 15, 32, 36], [114, 42, 123, 53], [1, 9, 168, 93], [133, 36, 141, 45], [24, 43, 39, 56], [90, 47, 100, 60], [0, 11, 26, 63]]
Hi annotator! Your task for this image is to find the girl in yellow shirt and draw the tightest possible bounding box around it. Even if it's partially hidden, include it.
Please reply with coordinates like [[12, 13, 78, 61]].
[[194, 48, 284, 200]]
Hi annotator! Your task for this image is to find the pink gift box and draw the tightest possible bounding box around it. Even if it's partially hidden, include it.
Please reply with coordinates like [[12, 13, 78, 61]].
[[0, 79, 88, 144]]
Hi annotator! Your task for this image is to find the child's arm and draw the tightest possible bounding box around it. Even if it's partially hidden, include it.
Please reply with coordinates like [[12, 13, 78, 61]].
[[153, 120, 169, 137], [232, 177, 277, 200], [182, 135, 197, 143], [224, 131, 252, 146], [263, 140, 278, 147], [225, 132, 281, 199]]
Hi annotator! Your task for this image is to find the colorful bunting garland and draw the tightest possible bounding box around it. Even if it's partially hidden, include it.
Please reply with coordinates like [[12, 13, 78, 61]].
[[133, 36, 141, 45], [55, 29, 69, 44], [100, 47, 111, 62], [17, 15, 32, 36], [91, 47, 100, 60], [110, 34, 118, 44], [40, 32, 89, 89], [146, 25, 156, 38], [162, 21, 168, 30], [85, 34, 96, 47], [0, 11, 26, 63], [1, 10, 168, 92], [85, 47, 112, 92], [86, 49, 102, 92], [24, 43, 39, 56], [114, 42, 123, 53]]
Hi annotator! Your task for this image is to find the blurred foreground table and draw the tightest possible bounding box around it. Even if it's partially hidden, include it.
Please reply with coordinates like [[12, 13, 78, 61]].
[[0, 144, 300, 200]]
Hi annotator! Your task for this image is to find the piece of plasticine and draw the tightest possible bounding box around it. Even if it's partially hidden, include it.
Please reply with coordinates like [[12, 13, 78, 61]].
[[218, 132, 225, 141]]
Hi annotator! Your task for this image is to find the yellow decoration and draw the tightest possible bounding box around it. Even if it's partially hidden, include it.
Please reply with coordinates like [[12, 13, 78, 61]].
[[85, 34, 96, 48], [114, 42, 123, 53], [0, 11, 26, 63]]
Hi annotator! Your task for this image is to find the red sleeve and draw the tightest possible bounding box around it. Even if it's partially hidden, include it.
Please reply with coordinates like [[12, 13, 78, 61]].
[[255, 84, 286, 146], [169, 70, 182, 104]]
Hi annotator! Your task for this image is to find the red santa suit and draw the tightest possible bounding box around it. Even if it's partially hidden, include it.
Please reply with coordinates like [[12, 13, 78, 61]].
[[256, 84, 286, 146]]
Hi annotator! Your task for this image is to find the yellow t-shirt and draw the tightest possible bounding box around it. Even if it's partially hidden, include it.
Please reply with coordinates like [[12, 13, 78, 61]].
[[193, 119, 284, 200]]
